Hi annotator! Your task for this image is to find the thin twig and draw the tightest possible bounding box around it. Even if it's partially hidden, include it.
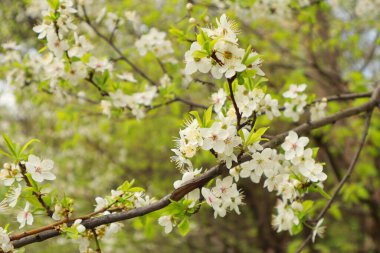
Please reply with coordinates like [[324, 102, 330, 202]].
[[227, 76, 241, 129]]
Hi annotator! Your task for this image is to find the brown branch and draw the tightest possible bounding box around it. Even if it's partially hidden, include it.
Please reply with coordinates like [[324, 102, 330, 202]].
[[9, 85, 380, 249], [296, 109, 374, 252], [148, 97, 207, 111], [310, 92, 372, 105], [227, 76, 241, 129]]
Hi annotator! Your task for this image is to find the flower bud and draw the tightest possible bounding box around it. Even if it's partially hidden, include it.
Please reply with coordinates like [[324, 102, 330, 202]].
[[189, 17, 196, 24], [3, 163, 11, 170], [186, 3, 193, 11]]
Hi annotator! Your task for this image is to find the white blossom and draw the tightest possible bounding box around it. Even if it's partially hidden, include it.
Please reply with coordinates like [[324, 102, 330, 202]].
[[211, 89, 227, 112], [68, 33, 94, 58], [25, 154, 56, 182], [116, 72, 137, 83], [184, 42, 212, 75], [281, 131, 309, 160], [312, 218, 326, 243], [283, 84, 307, 98], [94, 197, 108, 212], [0, 163, 22, 186], [87, 57, 112, 73], [310, 99, 327, 121], [72, 219, 86, 233], [214, 40, 246, 78], [17, 202, 34, 228], [158, 215, 174, 233], [46, 31, 69, 58], [6, 184, 22, 207]]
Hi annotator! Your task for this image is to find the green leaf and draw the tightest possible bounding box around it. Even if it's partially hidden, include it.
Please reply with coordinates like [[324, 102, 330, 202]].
[[202, 106, 213, 128], [128, 187, 145, 192], [237, 75, 244, 85], [312, 147, 319, 159], [242, 45, 252, 64], [2, 134, 17, 158], [118, 180, 132, 192], [0, 149, 12, 158], [47, 0, 60, 10], [329, 203, 342, 220], [169, 28, 185, 38], [38, 46, 47, 53], [209, 38, 219, 50], [245, 53, 260, 66], [62, 227, 79, 239], [189, 111, 202, 127], [178, 217, 190, 236], [253, 77, 268, 88], [311, 185, 331, 199], [291, 222, 303, 235], [196, 28, 209, 46], [246, 127, 269, 146], [26, 173, 40, 192], [20, 139, 40, 157], [302, 200, 314, 213], [191, 50, 209, 59], [101, 70, 110, 85]]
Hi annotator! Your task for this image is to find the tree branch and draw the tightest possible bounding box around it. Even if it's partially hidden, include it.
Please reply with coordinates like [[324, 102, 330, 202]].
[[10, 85, 380, 249], [227, 76, 241, 129]]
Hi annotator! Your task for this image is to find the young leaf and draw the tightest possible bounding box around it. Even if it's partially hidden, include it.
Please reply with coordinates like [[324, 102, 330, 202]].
[[2, 134, 17, 158], [20, 139, 40, 157], [246, 127, 269, 146], [242, 45, 252, 64], [0, 149, 12, 158], [189, 111, 202, 127], [191, 50, 209, 59], [178, 217, 190, 236], [203, 106, 213, 128]]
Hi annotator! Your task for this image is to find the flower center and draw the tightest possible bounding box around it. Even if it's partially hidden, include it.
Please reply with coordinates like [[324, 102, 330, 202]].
[[35, 166, 42, 174]]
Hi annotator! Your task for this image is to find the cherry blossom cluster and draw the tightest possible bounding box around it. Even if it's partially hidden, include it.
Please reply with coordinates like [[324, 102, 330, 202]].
[[105, 86, 158, 119], [162, 13, 329, 238], [94, 186, 154, 214], [184, 14, 263, 79], [201, 176, 243, 218], [135, 28, 175, 63], [212, 86, 280, 119], [171, 109, 242, 170], [235, 131, 326, 234], [0, 155, 56, 231], [31, 1, 111, 89]]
